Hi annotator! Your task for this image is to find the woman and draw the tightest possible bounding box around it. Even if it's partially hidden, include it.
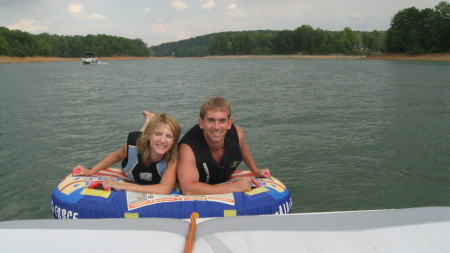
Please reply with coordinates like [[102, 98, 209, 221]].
[[72, 111, 181, 194]]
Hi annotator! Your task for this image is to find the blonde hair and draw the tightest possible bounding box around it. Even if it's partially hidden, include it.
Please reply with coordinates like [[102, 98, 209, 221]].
[[199, 96, 231, 119], [136, 113, 181, 164]]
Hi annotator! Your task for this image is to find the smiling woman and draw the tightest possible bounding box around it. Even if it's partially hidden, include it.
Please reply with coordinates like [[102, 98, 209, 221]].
[[72, 112, 181, 194]]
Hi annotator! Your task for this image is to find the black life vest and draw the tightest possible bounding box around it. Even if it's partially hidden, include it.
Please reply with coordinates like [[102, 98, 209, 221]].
[[180, 124, 242, 184], [121, 131, 166, 185]]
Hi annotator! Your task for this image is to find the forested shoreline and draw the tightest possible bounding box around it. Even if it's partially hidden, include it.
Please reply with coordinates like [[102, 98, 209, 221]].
[[0, 29, 153, 57], [1, 1, 448, 58], [152, 1, 449, 57]]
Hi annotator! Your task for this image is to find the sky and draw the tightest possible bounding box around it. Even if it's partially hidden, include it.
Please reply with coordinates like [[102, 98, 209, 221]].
[[0, 0, 444, 46]]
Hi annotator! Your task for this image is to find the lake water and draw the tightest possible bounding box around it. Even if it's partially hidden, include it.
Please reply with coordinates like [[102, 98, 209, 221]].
[[0, 58, 449, 221]]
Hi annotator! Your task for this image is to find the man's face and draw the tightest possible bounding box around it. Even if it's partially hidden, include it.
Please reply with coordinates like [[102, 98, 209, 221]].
[[199, 110, 232, 144]]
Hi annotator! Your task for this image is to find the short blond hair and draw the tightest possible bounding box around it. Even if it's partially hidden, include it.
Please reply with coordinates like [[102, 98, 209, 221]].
[[199, 96, 231, 119]]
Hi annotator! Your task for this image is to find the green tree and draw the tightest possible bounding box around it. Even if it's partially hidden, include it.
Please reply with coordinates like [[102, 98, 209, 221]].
[[253, 32, 273, 54], [419, 8, 436, 52], [432, 1, 450, 51], [362, 32, 374, 51], [373, 30, 386, 53], [271, 30, 295, 54], [0, 27, 11, 55], [386, 2, 449, 54], [386, 7, 421, 52]]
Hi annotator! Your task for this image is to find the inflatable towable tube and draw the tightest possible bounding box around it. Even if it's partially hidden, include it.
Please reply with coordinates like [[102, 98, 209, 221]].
[[51, 168, 292, 219]]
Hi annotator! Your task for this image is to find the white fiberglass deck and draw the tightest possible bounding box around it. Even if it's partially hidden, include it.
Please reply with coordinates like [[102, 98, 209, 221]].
[[0, 206, 449, 252], [193, 206, 450, 252]]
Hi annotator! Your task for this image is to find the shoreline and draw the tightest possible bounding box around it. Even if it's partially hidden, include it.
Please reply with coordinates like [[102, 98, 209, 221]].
[[1, 53, 449, 64], [361, 53, 450, 62], [0, 56, 170, 64]]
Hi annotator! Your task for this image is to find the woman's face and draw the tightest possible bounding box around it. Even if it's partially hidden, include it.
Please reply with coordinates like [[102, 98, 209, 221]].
[[148, 123, 174, 157]]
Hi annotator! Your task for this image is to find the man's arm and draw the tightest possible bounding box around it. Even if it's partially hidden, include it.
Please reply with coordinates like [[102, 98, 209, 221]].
[[235, 125, 271, 178], [177, 143, 251, 195]]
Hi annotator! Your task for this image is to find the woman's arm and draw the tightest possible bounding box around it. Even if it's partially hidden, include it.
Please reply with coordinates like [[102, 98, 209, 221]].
[[73, 143, 128, 176], [103, 160, 178, 194]]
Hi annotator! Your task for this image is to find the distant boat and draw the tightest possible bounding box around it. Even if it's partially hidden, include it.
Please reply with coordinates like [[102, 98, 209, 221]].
[[81, 52, 99, 64]]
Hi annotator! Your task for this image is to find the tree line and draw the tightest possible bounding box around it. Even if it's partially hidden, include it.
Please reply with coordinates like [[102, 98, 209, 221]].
[[208, 27, 385, 55], [1, 1, 448, 58], [150, 33, 211, 57], [208, 1, 448, 56], [150, 30, 277, 57], [386, 1, 449, 53], [0, 27, 153, 57]]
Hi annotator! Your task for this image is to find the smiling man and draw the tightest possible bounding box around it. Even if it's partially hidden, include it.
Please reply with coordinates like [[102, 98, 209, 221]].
[[177, 96, 270, 195]]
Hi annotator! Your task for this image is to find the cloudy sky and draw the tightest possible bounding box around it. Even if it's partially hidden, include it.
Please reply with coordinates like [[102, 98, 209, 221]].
[[0, 0, 443, 46]]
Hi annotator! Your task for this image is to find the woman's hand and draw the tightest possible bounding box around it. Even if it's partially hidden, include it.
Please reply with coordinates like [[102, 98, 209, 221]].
[[102, 177, 123, 191], [72, 165, 91, 176]]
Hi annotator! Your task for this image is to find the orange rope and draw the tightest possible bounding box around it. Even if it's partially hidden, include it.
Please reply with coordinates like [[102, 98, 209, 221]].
[[185, 212, 199, 253]]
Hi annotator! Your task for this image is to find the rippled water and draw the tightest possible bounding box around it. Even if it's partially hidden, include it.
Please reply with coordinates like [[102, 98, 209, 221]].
[[0, 59, 449, 221]]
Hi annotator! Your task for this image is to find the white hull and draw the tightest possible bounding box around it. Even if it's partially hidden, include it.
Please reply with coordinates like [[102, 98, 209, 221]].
[[1, 207, 449, 252], [81, 57, 99, 64]]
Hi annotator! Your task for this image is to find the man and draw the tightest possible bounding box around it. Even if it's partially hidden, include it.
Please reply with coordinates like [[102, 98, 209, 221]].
[[177, 96, 270, 195]]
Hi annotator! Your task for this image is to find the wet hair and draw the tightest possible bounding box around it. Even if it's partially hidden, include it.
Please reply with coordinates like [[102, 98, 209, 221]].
[[199, 96, 231, 119], [136, 113, 181, 164]]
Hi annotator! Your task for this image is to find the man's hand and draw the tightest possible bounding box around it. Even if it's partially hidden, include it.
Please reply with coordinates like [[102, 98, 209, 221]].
[[255, 168, 271, 178], [231, 177, 252, 192]]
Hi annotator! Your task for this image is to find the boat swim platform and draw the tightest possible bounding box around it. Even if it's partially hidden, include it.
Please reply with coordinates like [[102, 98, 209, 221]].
[[0, 206, 449, 252]]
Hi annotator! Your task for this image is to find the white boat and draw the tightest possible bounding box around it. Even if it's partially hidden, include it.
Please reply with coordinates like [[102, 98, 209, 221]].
[[0, 207, 449, 252], [81, 52, 99, 64]]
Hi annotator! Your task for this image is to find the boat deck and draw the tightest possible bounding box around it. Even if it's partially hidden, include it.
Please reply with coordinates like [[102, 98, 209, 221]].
[[1, 206, 449, 252]]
